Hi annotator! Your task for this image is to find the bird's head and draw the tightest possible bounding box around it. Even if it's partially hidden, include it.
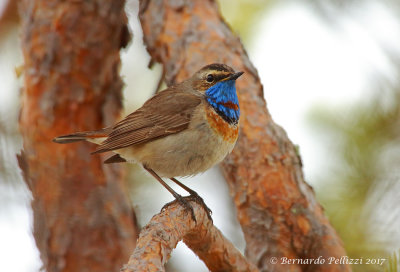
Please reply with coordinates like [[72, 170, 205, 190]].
[[191, 63, 244, 93], [191, 63, 243, 125]]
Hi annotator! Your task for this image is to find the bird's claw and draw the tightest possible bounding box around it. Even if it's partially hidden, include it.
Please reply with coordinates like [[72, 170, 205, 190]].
[[162, 195, 197, 222], [187, 192, 213, 222], [161, 194, 213, 223]]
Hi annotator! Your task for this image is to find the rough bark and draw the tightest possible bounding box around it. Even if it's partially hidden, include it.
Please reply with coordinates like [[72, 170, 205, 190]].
[[19, 1, 137, 271], [139, 1, 350, 271], [122, 199, 258, 272]]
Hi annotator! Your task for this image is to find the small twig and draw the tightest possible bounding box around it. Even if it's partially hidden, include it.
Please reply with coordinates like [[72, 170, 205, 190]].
[[121, 198, 258, 272]]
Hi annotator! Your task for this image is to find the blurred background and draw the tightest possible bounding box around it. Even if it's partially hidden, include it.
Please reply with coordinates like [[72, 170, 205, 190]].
[[1, 0, 400, 271]]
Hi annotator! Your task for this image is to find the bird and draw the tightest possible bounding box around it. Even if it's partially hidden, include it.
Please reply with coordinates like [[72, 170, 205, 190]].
[[53, 63, 243, 221]]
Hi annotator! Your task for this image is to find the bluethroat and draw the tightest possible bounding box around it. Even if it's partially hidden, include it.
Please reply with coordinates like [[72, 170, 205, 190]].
[[53, 63, 243, 221]]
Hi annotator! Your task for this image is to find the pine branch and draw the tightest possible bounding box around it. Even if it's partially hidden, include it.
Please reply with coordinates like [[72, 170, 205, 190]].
[[121, 199, 258, 272]]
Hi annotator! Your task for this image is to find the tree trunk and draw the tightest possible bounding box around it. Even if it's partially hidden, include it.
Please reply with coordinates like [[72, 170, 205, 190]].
[[18, 1, 138, 271], [139, 1, 350, 271]]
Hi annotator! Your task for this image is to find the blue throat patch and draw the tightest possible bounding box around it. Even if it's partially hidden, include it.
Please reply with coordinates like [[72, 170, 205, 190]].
[[205, 80, 240, 125]]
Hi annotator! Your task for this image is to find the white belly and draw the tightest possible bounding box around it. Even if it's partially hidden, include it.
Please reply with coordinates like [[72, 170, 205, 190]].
[[116, 123, 235, 177]]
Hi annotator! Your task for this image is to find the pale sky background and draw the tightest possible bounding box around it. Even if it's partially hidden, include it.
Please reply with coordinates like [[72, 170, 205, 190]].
[[0, 0, 399, 271]]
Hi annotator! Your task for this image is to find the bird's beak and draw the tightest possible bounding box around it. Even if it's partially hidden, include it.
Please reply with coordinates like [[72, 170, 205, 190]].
[[228, 71, 244, 81]]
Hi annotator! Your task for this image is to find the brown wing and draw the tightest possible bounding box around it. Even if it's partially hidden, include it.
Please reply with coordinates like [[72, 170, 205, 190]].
[[92, 89, 202, 154]]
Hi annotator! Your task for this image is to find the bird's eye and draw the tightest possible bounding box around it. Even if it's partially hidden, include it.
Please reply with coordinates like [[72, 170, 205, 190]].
[[206, 74, 214, 82]]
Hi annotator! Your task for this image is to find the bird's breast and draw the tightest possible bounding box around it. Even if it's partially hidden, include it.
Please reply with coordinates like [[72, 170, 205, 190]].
[[205, 105, 238, 143], [115, 103, 239, 178]]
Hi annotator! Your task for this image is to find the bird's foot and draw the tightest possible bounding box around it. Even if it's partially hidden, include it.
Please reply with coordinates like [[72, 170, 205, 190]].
[[167, 177, 213, 222], [187, 192, 213, 222], [162, 195, 197, 222]]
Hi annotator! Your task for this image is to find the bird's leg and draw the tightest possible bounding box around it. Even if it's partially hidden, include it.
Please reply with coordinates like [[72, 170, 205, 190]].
[[170, 177, 212, 221], [144, 166, 197, 222]]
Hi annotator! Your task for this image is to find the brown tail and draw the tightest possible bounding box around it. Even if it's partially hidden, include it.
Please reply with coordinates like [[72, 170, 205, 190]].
[[52, 128, 111, 144]]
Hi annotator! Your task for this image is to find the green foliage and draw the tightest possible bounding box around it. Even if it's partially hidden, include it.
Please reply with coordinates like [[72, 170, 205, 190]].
[[309, 89, 400, 272]]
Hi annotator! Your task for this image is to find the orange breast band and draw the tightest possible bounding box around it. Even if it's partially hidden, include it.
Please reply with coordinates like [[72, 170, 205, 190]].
[[206, 108, 238, 143]]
